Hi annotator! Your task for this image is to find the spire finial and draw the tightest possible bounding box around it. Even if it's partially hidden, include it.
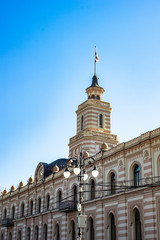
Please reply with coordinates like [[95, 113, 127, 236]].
[[94, 46, 100, 75]]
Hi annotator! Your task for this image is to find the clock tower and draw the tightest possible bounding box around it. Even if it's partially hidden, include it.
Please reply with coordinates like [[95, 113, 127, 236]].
[[69, 72, 119, 158]]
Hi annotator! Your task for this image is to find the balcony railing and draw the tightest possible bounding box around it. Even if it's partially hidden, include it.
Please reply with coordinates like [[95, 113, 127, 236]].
[[1, 218, 14, 227], [59, 201, 77, 212]]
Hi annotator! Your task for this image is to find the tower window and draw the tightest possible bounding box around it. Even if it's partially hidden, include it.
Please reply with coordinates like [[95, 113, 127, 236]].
[[91, 95, 95, 99], [81, 115, 84, 130], [96, 95, 100, 100], [99, 114, 103, 128]]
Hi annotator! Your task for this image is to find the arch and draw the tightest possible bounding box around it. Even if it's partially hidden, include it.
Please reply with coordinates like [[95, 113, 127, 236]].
[[38, 197, 41, 213], [99, 114, 103, 128], [70, 220, 76, 240], [17, 230, 21, 240], [55, 223, 60, 240], [30, 199, 33, 215], [108, 212, 116, 240], [9, 232, 12, 240], [11, 205, 15, 219], [3, 208, 7, 219], [21, 202, 25, 217], [34, 162, 44, 182], [34, 226, 39, 240], [132, 208, 142, 240], [27, 227, 31, 240], [81, 115, 84, 130], [43, 224, 48, 240], [88, 217, 94, 240]]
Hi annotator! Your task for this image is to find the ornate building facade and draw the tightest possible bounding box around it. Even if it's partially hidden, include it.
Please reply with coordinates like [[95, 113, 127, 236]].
[[0, 72, 160, 240]]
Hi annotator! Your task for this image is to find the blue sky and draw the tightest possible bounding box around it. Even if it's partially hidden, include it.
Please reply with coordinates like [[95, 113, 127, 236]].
[[0, 0, 160, 191]]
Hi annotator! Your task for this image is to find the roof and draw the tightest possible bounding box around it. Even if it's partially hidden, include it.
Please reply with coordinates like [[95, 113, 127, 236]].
[[41, 158, 68, 178], [90, 74, 100, 87]]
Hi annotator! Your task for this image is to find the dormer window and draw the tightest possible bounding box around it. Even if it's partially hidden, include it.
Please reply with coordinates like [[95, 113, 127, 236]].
[[99, 114, 103, 128], [81, 115, 84, 130]]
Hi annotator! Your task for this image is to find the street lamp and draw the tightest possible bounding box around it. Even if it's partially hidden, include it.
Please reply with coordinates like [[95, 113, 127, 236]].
[[63, 151, 100, 240]]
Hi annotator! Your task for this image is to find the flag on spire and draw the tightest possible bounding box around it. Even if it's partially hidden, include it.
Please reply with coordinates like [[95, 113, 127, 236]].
[[95, 46, 100, 63]]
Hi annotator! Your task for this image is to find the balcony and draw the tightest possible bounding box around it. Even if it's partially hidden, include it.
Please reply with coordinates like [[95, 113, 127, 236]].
[[59, 201, 77, 213], [1, 218, 14, 227]]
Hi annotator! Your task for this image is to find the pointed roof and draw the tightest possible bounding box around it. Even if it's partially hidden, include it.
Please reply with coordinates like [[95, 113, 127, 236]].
[[90, 74, 99, 87]]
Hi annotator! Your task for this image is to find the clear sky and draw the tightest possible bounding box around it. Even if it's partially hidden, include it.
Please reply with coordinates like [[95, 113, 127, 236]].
[[0, 0, 160, 191]]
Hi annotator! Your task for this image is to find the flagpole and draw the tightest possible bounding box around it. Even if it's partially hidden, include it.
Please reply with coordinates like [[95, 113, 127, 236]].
[[94, 46, 96, 75]]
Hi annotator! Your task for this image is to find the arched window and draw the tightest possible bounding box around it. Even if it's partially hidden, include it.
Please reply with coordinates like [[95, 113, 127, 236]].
[[34, 226, 39, 240], [11, 205, 15, 219], [70, 220, 76, 240], [30, 200, 33, 215], [1, 234, 4, 240], [96, 95, 100, 100], [88, 217, 94, 240], [111, 173, 116, 194], [43, 224, 47, 240], [27, 227, 31, 240], [73, 185, 77, 202], [55, 223, 60, 240], [109, 213, 116, 240], [58, 190, 62, 207], [21, 202, 25, 217], [17, 231, 21, 240], [3, 208, 7, 219], [134, 209, 142, 240], [99, 114, 103, 128], [91, 95, 95, 99], [46, 195, 50, 211], [38, 197, 41, 213], [134, 164, 140, 187], [90, 180, 95, 200], [9, 232, 12, 240], [81, 115, 84, 130]]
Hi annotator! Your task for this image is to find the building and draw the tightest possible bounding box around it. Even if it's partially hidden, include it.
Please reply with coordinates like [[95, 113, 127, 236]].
[[0, 70, 160, 240]]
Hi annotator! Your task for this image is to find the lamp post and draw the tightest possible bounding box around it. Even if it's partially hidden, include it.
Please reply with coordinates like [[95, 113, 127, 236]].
[[63, 151, 100, 240]]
